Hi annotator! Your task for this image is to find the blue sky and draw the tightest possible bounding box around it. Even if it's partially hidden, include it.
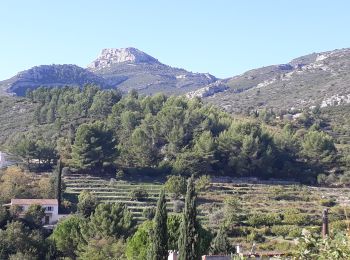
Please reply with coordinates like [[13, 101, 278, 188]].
[[0, 0, 349, 80]]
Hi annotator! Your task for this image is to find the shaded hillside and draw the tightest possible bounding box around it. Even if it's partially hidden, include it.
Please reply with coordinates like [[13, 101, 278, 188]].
[[205, 48, 350, 113], [0, 96, 36, 147], [0, 64, 110, 96]]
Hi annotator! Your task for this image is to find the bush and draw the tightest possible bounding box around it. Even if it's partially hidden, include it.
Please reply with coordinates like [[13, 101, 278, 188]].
[[317, 174, 327, 186], [164, 175, 187, 199], [227, 226, 249, 237], [129, 188, 149, 201], [247, 213, 282, 227], [195, 175, 211, 192], [271, 225, 294, 238], [116, 169, 125, 180], [320, 198, 337, 207], [142, 207, 156, 220], [246, 231, 265, 243], [173, 200, 185, 213], [288, 227, 302, 238], [282, 209, 311, 226], [209, 209, 225, 226], [330, 220, 350, 234], [339, 172, 350, 186]]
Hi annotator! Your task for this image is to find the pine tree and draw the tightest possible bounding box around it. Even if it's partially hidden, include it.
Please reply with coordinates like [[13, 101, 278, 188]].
[[209, 226, 231, 255], [150, 189, 168, 260], [178, 175, 199, 260]]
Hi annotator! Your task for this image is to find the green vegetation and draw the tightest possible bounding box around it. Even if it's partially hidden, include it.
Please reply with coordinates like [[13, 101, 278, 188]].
[[1, 86, 350, 258], [2, 86, 348, 185], [150, 189, 168, 260], [179, 176, 200, 260]]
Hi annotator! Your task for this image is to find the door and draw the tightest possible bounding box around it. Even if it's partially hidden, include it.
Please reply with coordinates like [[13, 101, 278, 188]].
[[44, 215, 50, 225]]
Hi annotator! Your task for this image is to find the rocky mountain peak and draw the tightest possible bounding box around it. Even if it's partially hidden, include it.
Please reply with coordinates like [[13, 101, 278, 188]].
[[87, 47, 159, 70]]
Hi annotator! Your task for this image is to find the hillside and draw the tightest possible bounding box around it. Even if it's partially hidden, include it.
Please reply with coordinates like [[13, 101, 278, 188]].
[[0, 47, 217, 96], [0, 64, 110, 96], [205, 48, 350, 113], [87, 47, 217, 95]]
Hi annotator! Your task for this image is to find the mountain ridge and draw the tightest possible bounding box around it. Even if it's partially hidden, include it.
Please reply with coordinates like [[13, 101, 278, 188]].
[[1, 47, 350, 114]]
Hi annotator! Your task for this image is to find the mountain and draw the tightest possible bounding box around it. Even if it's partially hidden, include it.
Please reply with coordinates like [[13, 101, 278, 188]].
[[0, 47, 217, 96], [204, 48, 350, 113], [87, 47, 217, 95], [1, 47, 350, 113], [0, 64, 110, 96]]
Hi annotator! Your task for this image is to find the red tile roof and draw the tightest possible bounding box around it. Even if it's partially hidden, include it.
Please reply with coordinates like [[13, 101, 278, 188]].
[[11, 199, 58, 205]]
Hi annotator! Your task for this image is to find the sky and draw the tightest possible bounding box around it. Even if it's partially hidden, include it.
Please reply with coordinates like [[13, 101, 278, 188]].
[[0, 0, 350, 80]]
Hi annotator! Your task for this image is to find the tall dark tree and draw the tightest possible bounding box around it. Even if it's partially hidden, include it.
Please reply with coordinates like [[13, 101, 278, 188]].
[[55, 159, 62, 212], [178, 176, 199, 260], [71, 121, 117, 171], [150, 189, 168, 260]]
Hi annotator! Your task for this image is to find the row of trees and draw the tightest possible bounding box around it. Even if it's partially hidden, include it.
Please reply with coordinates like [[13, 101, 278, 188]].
[[11, 86, 338, 181]]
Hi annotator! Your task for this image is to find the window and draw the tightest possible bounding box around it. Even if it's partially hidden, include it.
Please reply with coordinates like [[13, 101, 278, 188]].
[[46, 206, 53, 211]]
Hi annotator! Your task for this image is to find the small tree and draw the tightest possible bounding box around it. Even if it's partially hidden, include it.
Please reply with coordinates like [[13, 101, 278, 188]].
[[164, 175, 187, 199], [142, 207, 156, 220], [195, 175, 211, 192], [150, 189, 168, 260], [210, 226, 232, 255], [129, 188, 149, 201], [178, 176, 200, 260], [51, 215, 85, 259], [77, 191, 99, 218], [85, 203, 135, 239], [24, 204, 45, 227]]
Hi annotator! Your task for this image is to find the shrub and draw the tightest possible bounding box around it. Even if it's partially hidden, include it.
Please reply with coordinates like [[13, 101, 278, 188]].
[[317, 174, 327, 186], [129, 188, 149, 201], [246, 231, 265, 243], [339, 172, 350, 186], [173, 200, 185, 213], [247, 213, 282, 227], [271, 225, 294, 238], [209, 209, 225, 226], [330, 220, 350, 234], [164, 175, 187, 198], [227, 226, 249, 237], [288, 227, 302, 238], [116, 169, 125, 180], [195, 175, 211, 192], [142, 207, 156, 220], [282, 209, 311, 226], [320, 198, 337, 207]]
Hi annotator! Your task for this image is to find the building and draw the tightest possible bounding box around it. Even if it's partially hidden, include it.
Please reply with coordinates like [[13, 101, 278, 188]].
[[6, 199, 60, 225]]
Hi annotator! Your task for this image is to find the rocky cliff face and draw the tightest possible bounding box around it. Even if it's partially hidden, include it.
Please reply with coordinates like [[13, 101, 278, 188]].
[[87, 47, 159, 71], [86, 47, 217, 95]]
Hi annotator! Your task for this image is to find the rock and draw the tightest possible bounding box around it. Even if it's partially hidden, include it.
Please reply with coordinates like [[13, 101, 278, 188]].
[[87, 47, 159, 70]]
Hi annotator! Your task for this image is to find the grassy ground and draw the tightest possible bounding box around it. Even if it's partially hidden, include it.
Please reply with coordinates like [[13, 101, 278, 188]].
[[63, 173, 350, 252]]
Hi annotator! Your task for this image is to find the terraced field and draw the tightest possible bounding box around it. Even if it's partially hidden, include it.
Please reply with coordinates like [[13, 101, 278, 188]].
[[63, 174, 350, 251]]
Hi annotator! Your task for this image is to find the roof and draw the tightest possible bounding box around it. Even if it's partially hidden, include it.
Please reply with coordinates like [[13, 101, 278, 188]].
[[11, 199, 58, 205]]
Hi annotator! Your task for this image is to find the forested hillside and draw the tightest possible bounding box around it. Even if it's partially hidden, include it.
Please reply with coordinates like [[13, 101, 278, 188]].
[[2, 85, 347, 184]]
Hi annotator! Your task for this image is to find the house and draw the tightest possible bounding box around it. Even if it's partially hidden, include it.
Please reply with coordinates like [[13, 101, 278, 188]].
[[168, 251, 178, 260], [7, 199, 60, 225]]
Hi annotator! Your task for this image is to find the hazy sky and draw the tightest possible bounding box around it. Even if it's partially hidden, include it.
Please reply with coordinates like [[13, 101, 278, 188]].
[[1, 1, 349, 80]]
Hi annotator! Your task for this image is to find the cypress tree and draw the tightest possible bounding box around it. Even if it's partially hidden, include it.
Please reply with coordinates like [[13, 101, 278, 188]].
[[56, 159, 62, 213], [150, 189, 168, 260], [178, 175, 199, 260]]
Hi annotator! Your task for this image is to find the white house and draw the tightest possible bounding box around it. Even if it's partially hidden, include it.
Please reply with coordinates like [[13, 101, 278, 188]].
[[8, 199, 60, 225]]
